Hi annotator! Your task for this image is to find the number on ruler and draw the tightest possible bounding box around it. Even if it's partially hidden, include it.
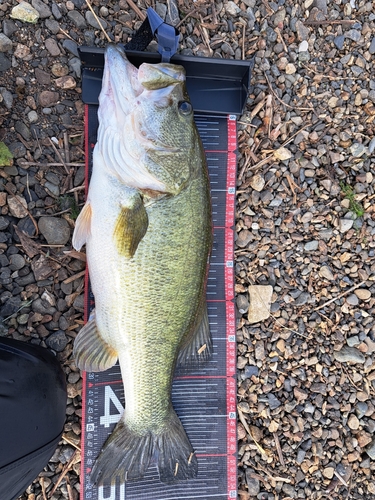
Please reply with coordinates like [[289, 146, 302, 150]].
[[100, 386, 124, 428], [98, 483, 125, 500]]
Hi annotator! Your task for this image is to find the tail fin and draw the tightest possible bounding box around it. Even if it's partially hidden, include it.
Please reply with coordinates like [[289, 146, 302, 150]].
[[90, 410, 198, 485]]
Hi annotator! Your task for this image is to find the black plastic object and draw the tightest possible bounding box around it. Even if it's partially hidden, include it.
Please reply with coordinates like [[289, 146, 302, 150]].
[[78, 46, 252, 115], [147, 7, 179, 62], [0, 337, 67, 500]]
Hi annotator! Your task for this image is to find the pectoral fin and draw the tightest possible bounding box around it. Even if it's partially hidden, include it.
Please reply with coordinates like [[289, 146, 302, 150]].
[[113, 193, 148, 258], [72, 202, 92, 251], [74, 310, 118, 372], [177, 299, 212, 367]]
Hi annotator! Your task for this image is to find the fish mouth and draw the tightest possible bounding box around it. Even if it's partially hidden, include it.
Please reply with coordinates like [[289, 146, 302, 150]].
[[101, 45, 185, 153]]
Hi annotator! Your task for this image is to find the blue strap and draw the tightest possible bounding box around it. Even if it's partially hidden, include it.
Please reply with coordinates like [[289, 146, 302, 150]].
[[147, 7, 180, 62]]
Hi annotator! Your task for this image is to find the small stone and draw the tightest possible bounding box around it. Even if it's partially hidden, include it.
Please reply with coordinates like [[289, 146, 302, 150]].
[[85, 11, 107, 29], [67, 10, 87, 29], [0, 88, 13, 109], [294, 387, 308, 401], [285, 63, 297, 74], [350, 142, 366, 157], [51, 63, 69, 77], [244, 365, 259, 378], [339, 218, 354, 233], [31, 0, 52, 18], [44, 181, 60, 197], [55, 76, 76, 89], [0, 297, 22, 317], [8, 195, 28, 218], [9, 254, 26, 271], [304, 240, 318, 251], [369, 38, 375, 55], [254, 340, 265, 361], [319, 266, 334, 280], [334, 35, 345, 50], [236, 229, 252, 248], [45, 38, 61, 56], [346, 29, 361, 42], [334, 346, 365, 364], [51, 2, 62, 20], [14, 44, 31, 59], [295, 20, 310, 41], [225, 1, 241, 16], [298, 40, 308, 52], [355, 289, 371, 300], [268, 394, 281, 410], [250, 174, 265, 192], [366, 440, 375, 460], [248, 285, 273, 324], [46, 330, 68, 352], [0, 34, 12, 53], [294, 292, 310, 306], [356, 402, 368, 419], [62, 40, 79, 57], [347, 336, 360, 347], [346, 294, 359, 306], [10, 2, 40, 23], [350, 65, 363, 77], [38, 217, 71, 245], [45, 19, 60, 34], [245, 470, 260, 496], [27, 110, 38, 123], [236, 294, 249, 314], [323, 467, 335, 479], [357, 432, 372, 448], [348, 414, 360, 430], [0, 54, 11, 72], [38, 91, 59, 107], [35, 68, 51, 85]]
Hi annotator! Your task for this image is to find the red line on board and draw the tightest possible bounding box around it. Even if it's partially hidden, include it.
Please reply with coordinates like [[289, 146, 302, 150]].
[[196, 453, 227, 458]]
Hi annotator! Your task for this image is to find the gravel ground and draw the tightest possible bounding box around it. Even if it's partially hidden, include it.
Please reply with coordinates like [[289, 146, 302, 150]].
[[0, 0, 375, 498]]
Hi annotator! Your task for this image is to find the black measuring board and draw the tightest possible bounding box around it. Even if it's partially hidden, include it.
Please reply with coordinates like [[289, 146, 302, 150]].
[[81, 106, 237, 500]]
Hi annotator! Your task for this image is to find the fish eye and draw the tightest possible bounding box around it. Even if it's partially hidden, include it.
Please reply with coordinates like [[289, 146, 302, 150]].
[[178, 101, 193, 116]]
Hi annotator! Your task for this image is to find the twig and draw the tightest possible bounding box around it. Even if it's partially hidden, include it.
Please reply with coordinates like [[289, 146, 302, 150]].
[[273, 432, 285, 467], [304, 18, 357, 26], [199, 15, 213, 56], [66, 185, 85, 193], [48, 450, 79, 498], [264, 72, 312, 111], [62, 433, 81, 451], [126, 0, 146, 20], [237, 406, 269, 459], [333, 469, 349, 487], [66, 475, 75, 500], [59, 27, 76, 42], [274, 26, 288, 53], [63, 131, 71, 164], [63, 270, 86, 284], [40, 476, 48, 500], [176, 7, 199, 28], [20, 162, 84, 167], [49, 138, 70, 175], [85, 0, 111, 41], [313, 280, 367, 311]]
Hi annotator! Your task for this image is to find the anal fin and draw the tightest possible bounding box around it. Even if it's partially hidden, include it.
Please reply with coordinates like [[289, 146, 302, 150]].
[[72, 202, 92, 251], [73, 310, 118, 372], [177, 299, 212, 367]]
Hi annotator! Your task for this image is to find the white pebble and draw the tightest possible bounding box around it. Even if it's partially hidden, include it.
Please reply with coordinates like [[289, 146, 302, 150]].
[[298, 40, 309, 52]]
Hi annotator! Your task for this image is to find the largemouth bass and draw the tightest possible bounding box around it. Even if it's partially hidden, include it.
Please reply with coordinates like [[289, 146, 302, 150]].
[[72, 44, 212, 485]]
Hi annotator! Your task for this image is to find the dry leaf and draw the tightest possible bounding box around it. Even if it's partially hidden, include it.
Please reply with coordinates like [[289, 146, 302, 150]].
[[14, 226, 41, 258]]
